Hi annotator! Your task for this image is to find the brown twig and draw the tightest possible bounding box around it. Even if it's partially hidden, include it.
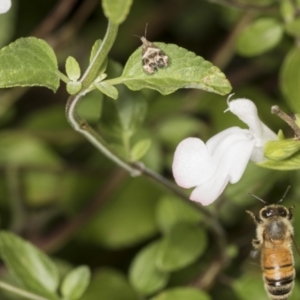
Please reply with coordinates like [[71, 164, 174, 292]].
[[32, 0, 80, 38], [210, 11, 256, 69], [271, 105, 300, 139], [47, 0, 99, 49], [210, 0, 275, 10], [31, 169, 127, 253]]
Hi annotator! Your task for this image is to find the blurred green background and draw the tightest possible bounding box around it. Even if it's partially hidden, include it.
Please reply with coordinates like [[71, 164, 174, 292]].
[[0, 0, 300, 299]]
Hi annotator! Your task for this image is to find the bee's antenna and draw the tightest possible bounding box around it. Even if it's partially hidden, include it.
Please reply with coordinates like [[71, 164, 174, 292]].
[[145, 23, 148, 38], [248, 192, 268, 204], [132, 34, 141, 39], [278, 185, 291, 203]]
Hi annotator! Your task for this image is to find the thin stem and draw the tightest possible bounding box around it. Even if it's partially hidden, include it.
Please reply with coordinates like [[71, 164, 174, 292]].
[[65, 20, 139, 175], [66, 94, 140, 176], [5, 166, 26, 233], [0, 281, 49, 300], [59, 71, 70, 84], [80, 20, 118, 89], [104, 77, 124, 86], [271, 105, 300, 138]]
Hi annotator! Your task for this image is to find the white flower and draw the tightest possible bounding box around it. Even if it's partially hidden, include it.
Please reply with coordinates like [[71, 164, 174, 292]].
[[172, 98, 277, 206], [0, 0, 11, 14]]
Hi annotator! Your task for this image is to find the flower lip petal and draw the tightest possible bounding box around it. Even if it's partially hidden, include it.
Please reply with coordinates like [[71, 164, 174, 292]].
[[226, 139, 255, 183], [0, 0, 11, 14], [172, 137, 216, 189], [190, 171, 229, 206]]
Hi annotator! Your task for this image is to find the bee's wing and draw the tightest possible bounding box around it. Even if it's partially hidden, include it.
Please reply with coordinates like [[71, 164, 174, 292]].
[[250, 249, 260, 259], [291, 234, 300, 258]]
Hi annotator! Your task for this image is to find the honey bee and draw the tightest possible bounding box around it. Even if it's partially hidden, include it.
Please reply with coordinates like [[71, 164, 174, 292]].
[[246, 187, 296, 300]]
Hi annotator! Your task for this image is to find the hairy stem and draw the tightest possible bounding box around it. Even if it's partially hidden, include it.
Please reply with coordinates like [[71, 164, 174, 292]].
[[80, 20, 118, 88], [66, 93, 140, 176]]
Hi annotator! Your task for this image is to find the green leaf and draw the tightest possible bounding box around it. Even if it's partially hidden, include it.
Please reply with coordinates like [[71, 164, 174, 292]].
[[233, 272, 267, 300], [0, 132, 62, 166], [285, 17, 300, 37], [233, 271, 300, 300], [66, 56, 81, 81], [224, 164, 278, 206], [258, 153, 300, 170], [290, 282, 300, 300], [0, 1, 16, 48], [67, 81, 82, 95], [130, 139, 151, 161], [129, 241, 169, 296], [116, 89, 148, 135], [0, 231, 59, 299], [61, 266, 91, 300], [99, 85, 148, 141], [236, 18, 283, 57], [102, 0, 133, 24], [77, 90, 103, 123], [156, 223, 207, 272], [0, 37, 59, 91], [264, 139, 300, 161], [24, 172, 61, 206], [118, 43, 231, 95], [82, 268, 138, 300], [150, 287, 211, 300], [95, 81, 118, 99], [280, 46, 300, 111], [156, 195, 201, 233], [90, 40, 101, 63], [158, 116, 204, 147], [81, 178, 161, 248], [280, 0, 296, 23], [89, 39, 108, 74], [295, 114, 300, 128]]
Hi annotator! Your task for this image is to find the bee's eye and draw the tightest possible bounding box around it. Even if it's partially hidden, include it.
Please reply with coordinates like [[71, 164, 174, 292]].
[[261, 208, 273, 218], [278, 208, 287, 217]]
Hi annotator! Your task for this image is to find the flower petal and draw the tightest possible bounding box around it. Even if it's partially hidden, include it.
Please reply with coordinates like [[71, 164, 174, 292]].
[[189, 137, 255, 205], [227, 98, 277, 145], [0, 0, 11, 14], [227, 98, 261, 131], [207, 127, 255, 183], [220, 139, 255, 183], [172, 137, 216, 188], [190, 171, 229, 205]]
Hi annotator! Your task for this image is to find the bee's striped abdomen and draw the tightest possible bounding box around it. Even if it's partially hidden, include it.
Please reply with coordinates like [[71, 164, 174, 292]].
[[263, 247, 295, 300]]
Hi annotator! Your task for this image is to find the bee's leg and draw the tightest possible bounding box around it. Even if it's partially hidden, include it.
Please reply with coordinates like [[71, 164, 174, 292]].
[[252, 238, 261, 249], [288, 205, 295, 220], [246, 210, 262, 225]]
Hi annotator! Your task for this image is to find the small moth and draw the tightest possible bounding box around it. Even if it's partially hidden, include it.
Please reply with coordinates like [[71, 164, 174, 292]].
[[137, 25, 169, 74]]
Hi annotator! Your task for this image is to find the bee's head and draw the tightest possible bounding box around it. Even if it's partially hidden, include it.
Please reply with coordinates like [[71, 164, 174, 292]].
[[259, 205, 291, 220]]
